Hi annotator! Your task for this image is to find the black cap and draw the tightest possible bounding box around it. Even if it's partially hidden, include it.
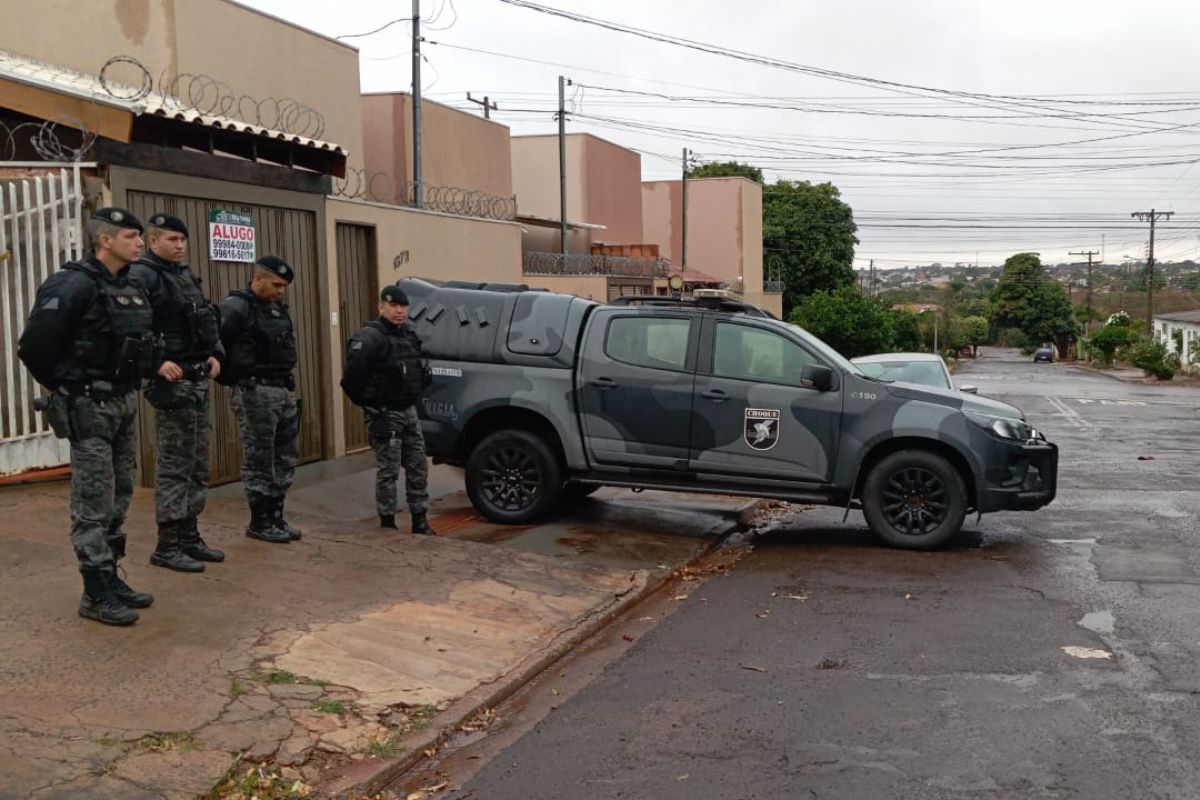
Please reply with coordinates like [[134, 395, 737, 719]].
[[256, 255, 294, 283], [147, 212, 189, 238], [380, 285, 409, 305], [90, 207, 143, 233]]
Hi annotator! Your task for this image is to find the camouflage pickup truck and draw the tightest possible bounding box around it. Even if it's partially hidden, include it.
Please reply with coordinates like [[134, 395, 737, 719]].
[[399, 278, 1058, 549]]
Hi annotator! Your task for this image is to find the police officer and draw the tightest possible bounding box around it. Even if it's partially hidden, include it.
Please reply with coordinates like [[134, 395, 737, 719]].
[[129, 213, 225, 573], [340, 285, 436, 535], [18, 208, 159, 626], [219, 256, 302, 544]]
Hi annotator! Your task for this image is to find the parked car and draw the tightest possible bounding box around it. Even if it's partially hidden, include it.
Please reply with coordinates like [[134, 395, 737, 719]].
[[851, 352, 978, 394], [400, 279, 1057, 550], [1033, 347, 1054, 363]]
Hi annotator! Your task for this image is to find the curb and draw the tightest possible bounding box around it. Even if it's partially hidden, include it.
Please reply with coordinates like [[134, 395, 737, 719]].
[[323, 496, 768, 799]]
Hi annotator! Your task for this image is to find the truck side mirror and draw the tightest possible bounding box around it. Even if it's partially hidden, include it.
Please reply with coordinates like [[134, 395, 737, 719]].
[[958, 384, 978, 394], [801, 363, 834, 391]]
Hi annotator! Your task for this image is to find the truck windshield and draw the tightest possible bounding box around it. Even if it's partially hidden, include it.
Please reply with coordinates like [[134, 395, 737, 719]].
[[783, 322, 863, 376]]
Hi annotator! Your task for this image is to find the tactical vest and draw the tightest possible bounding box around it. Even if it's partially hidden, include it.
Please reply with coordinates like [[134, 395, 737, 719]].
[[65, 262, 160, 383], [227, 290, 297, 378], [154, 264, 220, 361], [362, 320, 426, 406]]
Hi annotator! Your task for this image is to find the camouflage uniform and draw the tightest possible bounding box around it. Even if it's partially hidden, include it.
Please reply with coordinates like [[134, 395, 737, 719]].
[[218, 260, 301, 543], [129, 241, 225, 569], [18, 222, 160, 625], [340, 294, 434, 533], [365, 406, 428, 517]]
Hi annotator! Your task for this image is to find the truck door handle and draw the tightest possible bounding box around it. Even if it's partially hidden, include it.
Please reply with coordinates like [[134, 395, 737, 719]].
[[590, 377, 617, 390], [700, 389, 729, 402]]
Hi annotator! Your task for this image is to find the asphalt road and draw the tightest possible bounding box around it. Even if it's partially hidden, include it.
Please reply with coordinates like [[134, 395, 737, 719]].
[[427, 350, 1200, 799]]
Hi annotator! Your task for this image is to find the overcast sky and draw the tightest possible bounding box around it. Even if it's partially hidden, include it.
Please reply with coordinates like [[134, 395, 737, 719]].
[[241, 0, 1200, 270]]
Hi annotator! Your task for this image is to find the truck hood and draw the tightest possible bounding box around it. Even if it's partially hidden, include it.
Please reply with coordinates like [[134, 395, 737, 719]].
[[884, 382, 1025, 420]]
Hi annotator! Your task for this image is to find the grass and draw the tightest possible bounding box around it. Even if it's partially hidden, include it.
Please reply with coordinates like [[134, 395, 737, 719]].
[[230, 678, 248, 697], [266, 670, 297, 684], [138, 732, 195, 752], [90, 734, 121, 747], [365, 734, 405, 758], [206, 763, 311, 800], [312, 700, 348, 715], [410, 704, 438, 731]]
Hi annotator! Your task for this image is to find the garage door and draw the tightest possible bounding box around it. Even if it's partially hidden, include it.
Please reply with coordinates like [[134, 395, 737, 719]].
[[127, 192, 324, 486]]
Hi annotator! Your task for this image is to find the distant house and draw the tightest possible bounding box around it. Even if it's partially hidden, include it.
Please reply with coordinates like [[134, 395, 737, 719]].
[[1153, 310, 1200, 369]]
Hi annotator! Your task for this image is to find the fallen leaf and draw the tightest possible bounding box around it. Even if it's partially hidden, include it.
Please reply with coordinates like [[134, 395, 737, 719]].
[[423, 747, 438, 757], [677, 773, 690, 781], [673, 594, 689, 601], [1137, 455, 1156, 461], [904, 593, 913, 600], [426, 781, 450, 793], [740, 664, 768, 672], [551, 688, 561, 695], [770, 592, 779, 597], [622, 634, 635, 642], [407, 792, 424, 800], [755, 613, 769, 619], [784, 593, 808, 601]]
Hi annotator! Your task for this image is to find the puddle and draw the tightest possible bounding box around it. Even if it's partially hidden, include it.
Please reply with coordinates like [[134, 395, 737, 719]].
[[1078, 610, 1114, 634]]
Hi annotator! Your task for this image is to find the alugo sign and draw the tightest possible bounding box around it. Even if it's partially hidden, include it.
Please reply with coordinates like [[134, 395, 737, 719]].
[[209, 210, 256, 263]]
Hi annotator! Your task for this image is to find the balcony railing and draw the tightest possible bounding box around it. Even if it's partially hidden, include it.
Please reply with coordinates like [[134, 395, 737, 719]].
[[764, 280, 785, 293], [524, 252, 671, 278]]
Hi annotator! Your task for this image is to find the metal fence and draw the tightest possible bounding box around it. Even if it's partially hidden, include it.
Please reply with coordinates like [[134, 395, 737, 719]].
[[523, 251, 671, 278], [0, 165, 82, 475], [764, 280, 785, 293]]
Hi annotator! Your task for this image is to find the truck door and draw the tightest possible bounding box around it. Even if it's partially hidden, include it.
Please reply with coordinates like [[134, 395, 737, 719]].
[[690, 319, 841, 484], [578, 311, 698, 470]]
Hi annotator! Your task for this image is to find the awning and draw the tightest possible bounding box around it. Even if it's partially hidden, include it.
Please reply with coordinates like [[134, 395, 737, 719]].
[[0, 50, 347, 176]]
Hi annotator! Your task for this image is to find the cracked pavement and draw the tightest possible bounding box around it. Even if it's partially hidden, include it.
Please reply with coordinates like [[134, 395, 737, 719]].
[[0, 457, 747, 798]]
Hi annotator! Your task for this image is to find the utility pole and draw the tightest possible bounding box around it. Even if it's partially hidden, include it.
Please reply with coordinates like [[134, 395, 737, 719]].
[[411, 0, 423, 208], [557, 75, 572, 260], [869, 259, 875, 296], [681, 147, 691, 269], [1131, 209, 1173, 334], [466, 92, 498, 119], [1070, 249, 1100, 334]]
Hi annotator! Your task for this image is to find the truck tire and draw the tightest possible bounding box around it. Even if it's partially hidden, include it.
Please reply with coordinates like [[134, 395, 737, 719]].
[[466, 430, 564, 524], [861, 450, 967, 550]]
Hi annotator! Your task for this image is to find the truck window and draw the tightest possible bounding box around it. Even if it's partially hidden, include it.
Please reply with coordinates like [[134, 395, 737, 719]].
[[605, 317, 691, 371], [714, 323, 816, 383]]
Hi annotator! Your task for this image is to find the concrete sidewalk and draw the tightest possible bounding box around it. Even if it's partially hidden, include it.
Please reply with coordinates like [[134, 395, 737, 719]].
[[0, 458, 757, 799]]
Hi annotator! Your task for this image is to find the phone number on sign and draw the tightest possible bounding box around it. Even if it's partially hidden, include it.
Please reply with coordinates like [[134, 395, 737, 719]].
[[212, 243, 254, 261]]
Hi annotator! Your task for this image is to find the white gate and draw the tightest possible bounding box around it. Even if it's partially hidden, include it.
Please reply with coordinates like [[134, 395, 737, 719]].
[[0, 164, 83, 476]]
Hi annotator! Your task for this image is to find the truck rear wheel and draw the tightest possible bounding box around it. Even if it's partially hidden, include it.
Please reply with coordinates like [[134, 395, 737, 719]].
[[861, 450, 967, 550], [466, 430, 564, 524]]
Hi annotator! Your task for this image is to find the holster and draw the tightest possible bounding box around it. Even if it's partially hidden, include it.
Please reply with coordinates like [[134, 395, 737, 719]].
[[33, 392, 72, 439]]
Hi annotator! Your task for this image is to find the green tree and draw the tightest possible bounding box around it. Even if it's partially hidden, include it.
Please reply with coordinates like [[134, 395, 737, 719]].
[[765, 181, 858, 313], [989, 252, 1076, 354], [788, 286, 893, 358], [890, 309, 924, 351], [954, 315, 990, 355], [686, 160, 764, 183]]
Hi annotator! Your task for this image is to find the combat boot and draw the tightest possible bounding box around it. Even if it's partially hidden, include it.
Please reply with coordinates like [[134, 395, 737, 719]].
[[180, 517, 225, 562], [411, 511, 437, 536], [246, 496, 290, 544], [150, 521, 206, 572], [379, 513, 398, 529], [79, 568, 139, 626], [273, 498, 303, 541], [110, 565, 154, 608]]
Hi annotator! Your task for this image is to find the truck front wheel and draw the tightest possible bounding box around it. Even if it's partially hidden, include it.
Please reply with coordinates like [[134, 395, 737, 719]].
[[861, 450, 967, 550], [466, 430, 564, 524]]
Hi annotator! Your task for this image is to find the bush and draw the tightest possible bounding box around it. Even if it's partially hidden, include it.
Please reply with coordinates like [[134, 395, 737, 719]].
[[1088, 324, 1140, 367], [1123, 338, 1176, 380]]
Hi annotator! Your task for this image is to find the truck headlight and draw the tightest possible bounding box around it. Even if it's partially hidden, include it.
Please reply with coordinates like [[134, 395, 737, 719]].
[[965, 411, 1033, 441]]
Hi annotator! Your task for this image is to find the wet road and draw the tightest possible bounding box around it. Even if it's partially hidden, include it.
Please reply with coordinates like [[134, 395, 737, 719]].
[[418, 350, 1200, 799]]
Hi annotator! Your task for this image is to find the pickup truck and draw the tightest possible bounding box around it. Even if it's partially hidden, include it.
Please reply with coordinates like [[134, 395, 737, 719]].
[[400, 278, 1058, 550]]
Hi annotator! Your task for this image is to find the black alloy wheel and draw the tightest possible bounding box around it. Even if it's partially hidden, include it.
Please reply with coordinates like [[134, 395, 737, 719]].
[[466, 430, 563, 524], [862, 450, 967, 549]]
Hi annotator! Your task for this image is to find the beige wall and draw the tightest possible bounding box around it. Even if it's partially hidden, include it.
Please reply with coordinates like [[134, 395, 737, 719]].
[[0, 0, 365, 170], [525, 275, 610, 302], [324, 198, 523, 454], [361, 94, 513, 201], [511, 133, 641, 243], [642, 177, 764, 291]]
